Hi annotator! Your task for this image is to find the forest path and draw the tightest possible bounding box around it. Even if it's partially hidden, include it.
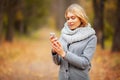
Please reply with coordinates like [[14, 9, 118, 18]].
[[0, 27, 59, 80], [0, 27, 120, 80]]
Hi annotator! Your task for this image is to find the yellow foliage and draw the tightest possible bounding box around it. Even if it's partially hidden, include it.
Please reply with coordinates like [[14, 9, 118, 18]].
[[16, 10, 23, 20]]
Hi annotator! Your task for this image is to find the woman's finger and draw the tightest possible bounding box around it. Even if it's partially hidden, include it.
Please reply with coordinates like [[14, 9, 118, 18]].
[[51, 44, 58, 52], [52, 42, 61, 50], [56, 41, 61, 47], [51, 37, 58, 43]]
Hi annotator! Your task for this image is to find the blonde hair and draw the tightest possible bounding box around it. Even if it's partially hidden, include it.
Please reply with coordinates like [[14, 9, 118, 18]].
[[65, 4, 88, 27]]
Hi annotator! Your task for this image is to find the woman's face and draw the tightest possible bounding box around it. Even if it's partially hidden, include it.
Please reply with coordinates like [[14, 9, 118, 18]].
[[66, 12, 81, 30]]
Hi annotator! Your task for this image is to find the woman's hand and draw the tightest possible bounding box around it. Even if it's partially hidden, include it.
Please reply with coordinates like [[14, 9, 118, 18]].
[[49, 36, 66, 57]]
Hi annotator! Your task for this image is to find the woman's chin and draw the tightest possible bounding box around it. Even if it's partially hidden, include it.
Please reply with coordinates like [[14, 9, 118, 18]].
[[68, 26, 76, 30]]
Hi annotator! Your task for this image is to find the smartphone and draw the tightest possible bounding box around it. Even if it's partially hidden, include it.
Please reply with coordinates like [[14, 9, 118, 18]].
[[50, 32, 56, 38]]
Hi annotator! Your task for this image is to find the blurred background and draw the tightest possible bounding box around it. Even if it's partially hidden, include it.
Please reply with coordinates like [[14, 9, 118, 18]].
[[0, 0, 120, 80]]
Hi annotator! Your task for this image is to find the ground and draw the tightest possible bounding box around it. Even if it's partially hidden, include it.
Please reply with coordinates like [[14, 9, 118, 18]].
[[0, 27, 120, 80]]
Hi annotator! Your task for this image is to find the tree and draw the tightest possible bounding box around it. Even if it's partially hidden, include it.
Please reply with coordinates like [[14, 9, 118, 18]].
[[93, 0, 105, 49], [0, 0, 5, 43], [51, 0, 79, 29], [51, 0, 66, 29], [5, 0, 18, 42], [111, 0, 120, 52], [14, 0, 25, 35]]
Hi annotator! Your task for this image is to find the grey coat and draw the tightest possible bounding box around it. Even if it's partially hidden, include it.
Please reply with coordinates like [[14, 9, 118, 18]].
[[52, 34, 97, 80]]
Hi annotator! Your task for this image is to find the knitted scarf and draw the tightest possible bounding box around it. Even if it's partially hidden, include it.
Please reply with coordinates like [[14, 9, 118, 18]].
[[61, 23, 95, 44]]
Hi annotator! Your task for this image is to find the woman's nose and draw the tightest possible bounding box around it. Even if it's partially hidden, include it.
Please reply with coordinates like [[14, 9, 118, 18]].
[[67, 21, 74, 26]]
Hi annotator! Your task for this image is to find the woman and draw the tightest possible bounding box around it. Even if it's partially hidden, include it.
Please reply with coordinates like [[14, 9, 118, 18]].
[[50, 3, 97, 80]]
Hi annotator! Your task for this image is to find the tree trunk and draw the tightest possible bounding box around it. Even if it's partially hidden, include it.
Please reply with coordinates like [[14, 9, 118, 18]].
[[99, 0, 105, 49], [66, 0, 79, 6], [0, 0, 5, 43], [15, 19, 24, 34], [51, 0, 79, 30], [93, 0, 105, 49], [6, 10, 15, 42], [14, 0, 25, 35], [56, 0, 66, 29], [111, 0, 120, 52], [5, 0, 17, 42], [0, 13, 3, 43]]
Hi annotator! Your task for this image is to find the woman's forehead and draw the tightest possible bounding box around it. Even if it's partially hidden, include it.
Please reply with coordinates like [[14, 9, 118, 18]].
[[66, 12, 77, 17]]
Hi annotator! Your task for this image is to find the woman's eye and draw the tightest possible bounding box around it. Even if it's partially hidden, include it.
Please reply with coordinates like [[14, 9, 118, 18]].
[[66, 16, 76, 20], [66, 17, 69, 20], [71, 16, 76, 19]]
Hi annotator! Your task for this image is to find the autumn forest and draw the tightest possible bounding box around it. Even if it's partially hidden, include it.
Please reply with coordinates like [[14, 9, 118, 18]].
[[0, 0, 120, 80]]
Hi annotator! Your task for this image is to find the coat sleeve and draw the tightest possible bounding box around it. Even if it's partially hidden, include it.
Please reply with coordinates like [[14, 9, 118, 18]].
[[63, 35, 97, 69], [52, 51, 61, 65]]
